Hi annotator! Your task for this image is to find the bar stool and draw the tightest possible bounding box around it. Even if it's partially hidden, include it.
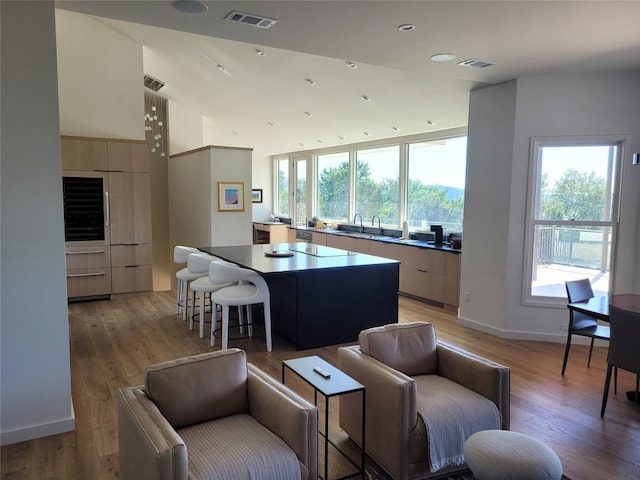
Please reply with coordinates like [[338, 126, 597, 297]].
[[209, 261, 273, 352], [174, 246, 203, 320], [186, 253, 233, 338]]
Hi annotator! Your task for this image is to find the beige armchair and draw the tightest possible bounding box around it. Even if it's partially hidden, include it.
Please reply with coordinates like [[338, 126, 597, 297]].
[[339, 322, 510, 480], [118, 349, 318, 480]]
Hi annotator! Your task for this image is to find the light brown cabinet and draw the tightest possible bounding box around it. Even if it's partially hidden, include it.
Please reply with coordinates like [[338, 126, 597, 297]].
[[326, 233, 356, 251], [311, 232, 327, 245], [61, 137, 108, 171], [110, 244, 153, 293], [108, 172, 152, 245], [65, 245, 112, 298], [62, 136, 152, 299]]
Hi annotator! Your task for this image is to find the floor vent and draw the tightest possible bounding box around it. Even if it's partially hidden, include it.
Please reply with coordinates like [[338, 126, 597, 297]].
[[144, 74, 165, 92], [457, 58, 495, 68], [224, 10, 278, 29]]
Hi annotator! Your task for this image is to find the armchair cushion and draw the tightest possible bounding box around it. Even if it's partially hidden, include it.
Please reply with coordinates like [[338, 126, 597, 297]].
[[178, 413, 301, 480], [359, 322, 437, 376], [144, 349, 248, 429]]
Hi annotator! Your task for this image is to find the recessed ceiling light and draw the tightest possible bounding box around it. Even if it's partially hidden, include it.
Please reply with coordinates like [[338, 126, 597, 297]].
[[338, 136, 345, 140], [346, 61, 357, 69], [304, 112, 313, 117], [430, 53, 456, 62], [305, 78, 316, 85], [425, 120, 436, 126], [267, 122, 275, 127], [361, 95, 372, 102], [397, 24, 415, 32], [392, 126, 400, 131], [363, 132, 370, 136], [255, 48, 266, 56], [171, 0, 208, 14], [299, 143, 305, 147], [317, 140, 323, 144]]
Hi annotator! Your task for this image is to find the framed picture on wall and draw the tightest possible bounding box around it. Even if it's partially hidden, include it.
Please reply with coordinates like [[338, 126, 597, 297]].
[[218, 182, 245, 212], [252, 188, 263, 203]]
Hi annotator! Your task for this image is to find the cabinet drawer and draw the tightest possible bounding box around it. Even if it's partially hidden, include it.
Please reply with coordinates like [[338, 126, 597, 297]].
[[65, 246, 111, 269], [400, 266, 444, 303], [66, 268, 111, 298], [311, 232, 327, 245], [111, 265, 152, 294], [406, 247, 444, 274], [111, 244, 152, 267]]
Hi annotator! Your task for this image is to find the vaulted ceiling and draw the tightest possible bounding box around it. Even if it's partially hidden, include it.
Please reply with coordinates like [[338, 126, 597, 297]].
[[55, 1, 640, 155]]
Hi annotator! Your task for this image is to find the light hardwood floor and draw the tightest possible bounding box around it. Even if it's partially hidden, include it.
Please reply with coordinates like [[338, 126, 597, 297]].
[[2, 291, 639, 479]]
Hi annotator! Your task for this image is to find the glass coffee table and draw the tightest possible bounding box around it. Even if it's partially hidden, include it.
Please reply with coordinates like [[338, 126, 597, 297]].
[[282, 355, 365, 480]]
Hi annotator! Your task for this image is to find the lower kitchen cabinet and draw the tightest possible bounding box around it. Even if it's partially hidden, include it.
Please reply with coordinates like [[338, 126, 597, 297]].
[[65, 245, 111, 299], [110, 244, 153, 293], [111, 265, 153, 294], [311, 232, 327, 245]]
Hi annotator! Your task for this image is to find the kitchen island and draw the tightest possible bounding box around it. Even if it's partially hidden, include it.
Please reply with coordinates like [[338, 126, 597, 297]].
[[199, 243, 400, 350]]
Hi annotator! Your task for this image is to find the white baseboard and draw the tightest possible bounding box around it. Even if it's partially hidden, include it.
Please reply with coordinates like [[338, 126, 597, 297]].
[[458, 315, 568, 343], [1, 406, 75, 446]]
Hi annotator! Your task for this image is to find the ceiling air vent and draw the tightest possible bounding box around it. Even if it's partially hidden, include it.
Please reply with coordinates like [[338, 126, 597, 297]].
[[144, 74, 165, 92], [457, 58, 495, 68], [224, 10, 278, 29]]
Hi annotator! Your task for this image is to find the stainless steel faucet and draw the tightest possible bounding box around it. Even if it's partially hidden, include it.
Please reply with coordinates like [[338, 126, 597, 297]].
[[353, 213, 364, 232], [371, 215, 382, 235]]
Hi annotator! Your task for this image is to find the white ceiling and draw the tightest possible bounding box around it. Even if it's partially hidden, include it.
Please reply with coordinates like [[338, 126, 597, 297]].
[[55, 1, 640, 156]]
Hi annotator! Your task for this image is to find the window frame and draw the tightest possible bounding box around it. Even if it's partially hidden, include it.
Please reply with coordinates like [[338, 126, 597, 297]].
[[522, 135, 624, 307], [273, 156, 290, 218]]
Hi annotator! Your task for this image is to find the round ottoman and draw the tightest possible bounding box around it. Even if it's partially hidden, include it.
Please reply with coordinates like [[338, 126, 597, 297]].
[[464, 430, 563, 480]]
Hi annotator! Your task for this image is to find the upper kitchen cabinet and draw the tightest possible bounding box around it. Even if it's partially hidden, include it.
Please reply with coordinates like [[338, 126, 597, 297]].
[[61, 137, 108, 171], [107, 141, 150, 172]]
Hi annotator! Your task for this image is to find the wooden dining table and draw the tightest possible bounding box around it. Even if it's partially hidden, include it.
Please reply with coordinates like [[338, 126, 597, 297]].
[[568, 293, 640, 403], [567, 293, 640, 321]]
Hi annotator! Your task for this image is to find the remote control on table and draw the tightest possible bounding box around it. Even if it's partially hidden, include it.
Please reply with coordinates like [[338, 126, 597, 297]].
[[313, 366, 331, 379]]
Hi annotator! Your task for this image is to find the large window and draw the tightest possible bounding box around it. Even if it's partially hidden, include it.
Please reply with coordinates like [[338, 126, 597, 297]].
[[407, 137, 466, 233], [355, 145, 399, 225], [275, 158, 289, 217], [317, 151, 349, 222], [525, 139, 621, 301], [274, 129, 468, 230]]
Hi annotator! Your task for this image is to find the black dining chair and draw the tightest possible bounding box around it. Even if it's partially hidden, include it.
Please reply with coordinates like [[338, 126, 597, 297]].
[[600, 304, 640, 417], [562, 279, 611, 375]]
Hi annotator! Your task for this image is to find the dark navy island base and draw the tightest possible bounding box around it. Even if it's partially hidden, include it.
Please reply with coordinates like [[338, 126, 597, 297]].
[[199, 243, 400, 350]]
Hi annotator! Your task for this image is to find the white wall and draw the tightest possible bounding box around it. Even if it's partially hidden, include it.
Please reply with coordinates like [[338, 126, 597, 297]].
[[459, 80, 517, 335], [209, 147, 254, 246], [460, 71, 640, 341], [168, 100, 203, 155], [56, 9, 144, 140], [250, 148, 273, 222], [168, 146, 253, 286], [1, 1, 75, 445], [202, 117, 272, 221]]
